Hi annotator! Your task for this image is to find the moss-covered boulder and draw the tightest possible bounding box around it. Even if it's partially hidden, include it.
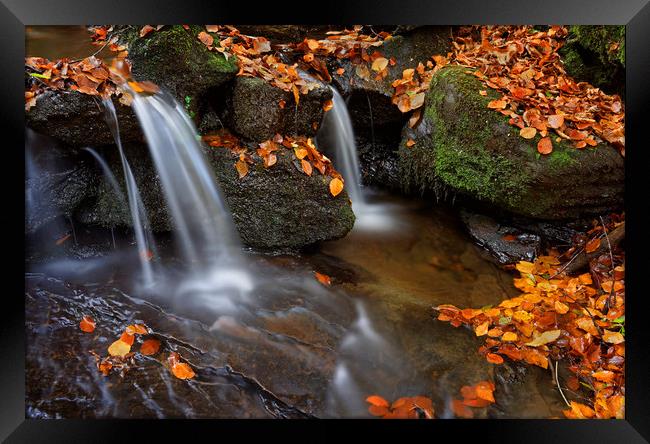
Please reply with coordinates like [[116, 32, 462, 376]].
[[76, 142, 355, 250], [398, 65, 624, 220], [224, 76, 332, 143], [559, 25, 625, 97], [119, 25, 238, 106], [26, 90, 142, 147]]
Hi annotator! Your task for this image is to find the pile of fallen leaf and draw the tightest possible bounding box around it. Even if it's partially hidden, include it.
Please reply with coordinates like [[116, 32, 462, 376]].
[[435, 214, 625, 419], [202, 130, 345, 197], [365, 380, 497, 419], [450, 25, 625, 155], [80, 316, 195, 380]]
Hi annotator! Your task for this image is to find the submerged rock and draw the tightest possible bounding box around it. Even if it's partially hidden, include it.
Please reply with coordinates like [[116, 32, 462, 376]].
[[224, 76, 332, 143], [460, 210, 541, 265], [398, 65, 624, 220], [559, 25, 625, 97], [26, 91, 142, 147]]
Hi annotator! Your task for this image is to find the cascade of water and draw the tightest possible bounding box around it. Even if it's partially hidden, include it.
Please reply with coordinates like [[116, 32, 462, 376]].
[[102, 99, 154, 286], [319, 86, 364, 208], [83, 147, 126, 206], [129, 90, 243, 268]]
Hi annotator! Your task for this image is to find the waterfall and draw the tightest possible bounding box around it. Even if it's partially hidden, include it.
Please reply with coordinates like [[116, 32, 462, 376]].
[[319, 86, 364, 208], [83, 147, 126, 206], [129, 91, 243, 268], [102, 99, 154, 286]]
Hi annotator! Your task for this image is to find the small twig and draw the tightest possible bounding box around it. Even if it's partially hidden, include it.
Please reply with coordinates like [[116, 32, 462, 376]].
[[550, 245, 586, 279], [599, 216, 616, 312], [554, 360, 571, 407]]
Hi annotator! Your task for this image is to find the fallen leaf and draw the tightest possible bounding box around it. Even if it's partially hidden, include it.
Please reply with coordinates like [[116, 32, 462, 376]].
[[502, 332, 518, 342], [487, 99, 507, 109], [520, 127, 537, 139], [371, 57, 389, 72], [79, 316, 96, 333], [108, 339, 131, 358], [547, 114, 564, 129], [585, 237, 601, 253], [235, 160, 248, 178], [323, 99, 333, 112], [197, 31, 214, 48], [366, 395, 389, 408], [139, 25, 155, 38], [602, 330, 624, 344], [301, 159, 313, 176], [537, 137, 553, 154], [329, 177, 344, 197], [406, 138, 416, 148], [486, 353, 504, 364], [140, 339, 161, 355], [314, 271, 331, 286], [525, 329, 561, 347]]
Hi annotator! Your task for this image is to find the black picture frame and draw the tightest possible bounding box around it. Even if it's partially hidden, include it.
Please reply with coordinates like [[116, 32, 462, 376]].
[[2, 0, 649, 441]]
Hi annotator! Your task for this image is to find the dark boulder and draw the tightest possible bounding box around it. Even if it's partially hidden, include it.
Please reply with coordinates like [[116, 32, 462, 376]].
[[26, 90, 141, 147], [224, 76, 333, 143], [398, 65, 624, 220]]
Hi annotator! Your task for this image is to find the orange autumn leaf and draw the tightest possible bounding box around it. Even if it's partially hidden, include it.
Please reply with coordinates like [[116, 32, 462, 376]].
[[537, 137, 553, 154], [475, 321, 489, 336], [475, 381, 495, 403], [547, 114, 564, 129], [329, 177, 344, 197], [519, 127, 537, 139], [314, 271, 331, 286], [119, 331, 135, 346], [366, 395, 389, 408], [487, 99, 507, 109], [108, 339, 131, 358], [278, 99, 286, 109], [126, 324, 148, 335], [451, 399, 474, 418], [197, 31, 214, 48], [139, 25, 155, 38], [322, 99, 333, 112], [140, 338, 161, 356], [301, 159, 313, 176], [168, 352, 195, 380], [602, 330, 624, 344], [585, 237, 601, 253], [235, 159, 248, 178], [406, 138, 416, 148], [486, 353, 504, 364], [502, 332, 518, 342], [79, 316, 96, 333], [294, 148, 308, 159], [335, 67, 345, 75], [55, 233, 71, 245]]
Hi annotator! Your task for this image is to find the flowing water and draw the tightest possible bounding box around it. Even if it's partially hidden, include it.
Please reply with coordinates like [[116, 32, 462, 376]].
[[25, 28, 567, 417], [102, 99, 155, 286]]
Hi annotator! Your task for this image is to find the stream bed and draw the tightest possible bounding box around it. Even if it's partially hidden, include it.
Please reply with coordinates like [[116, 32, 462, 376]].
[[25, 192, 567, 419]]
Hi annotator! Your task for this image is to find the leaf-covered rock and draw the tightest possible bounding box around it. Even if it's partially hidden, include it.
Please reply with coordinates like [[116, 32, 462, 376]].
[[398, 65, 624, 220], [224, 76, 332, 142]]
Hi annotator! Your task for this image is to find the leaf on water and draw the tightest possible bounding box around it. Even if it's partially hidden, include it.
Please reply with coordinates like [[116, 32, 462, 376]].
[[140, 339, 161, 356], [235, 159, 248, 178], [168, 353, 195, 380], [537, 137, 553, 154], [108, 339, 131, 358], [329, 177, 344, 197], [79, 316, 96, 333], [520, 127, 537, 139], [314, 271, 331, 286]]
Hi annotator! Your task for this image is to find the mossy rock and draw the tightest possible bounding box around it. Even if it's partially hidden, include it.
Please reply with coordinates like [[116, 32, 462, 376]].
[[76, 142, 355, 250], [119, 25, 238, 105], [206, 145, 355, 250], [224, 76, 332, 143], [398, 65, 624, 220], [559, 25, 625, 97], [26, 90, 142, 147]]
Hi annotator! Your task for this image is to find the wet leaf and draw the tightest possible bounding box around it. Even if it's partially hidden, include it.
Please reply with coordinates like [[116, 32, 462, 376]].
[[525, 329, 561, 347], [301, 159, 313, 176], [235, 159, 248, 178], [602, 330, 624, 344], [323, 99, 333, 112], [585, 237, 601, 253], [314, 271, 331, 286], [502, 332, 518, 342], [371, 57, 389, 72], [486, 353, 504, 364], [140, 339, 161, 356], [79, 316, 96, 333], [406, 139, 416, 148], [366, 395, 389, 408], [108, 339, 131, 358]]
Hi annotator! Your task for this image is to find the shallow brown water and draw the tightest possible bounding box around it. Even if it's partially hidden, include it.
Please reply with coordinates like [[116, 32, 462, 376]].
[[26, 26, 115, 60], [26, 193, 567, 418]]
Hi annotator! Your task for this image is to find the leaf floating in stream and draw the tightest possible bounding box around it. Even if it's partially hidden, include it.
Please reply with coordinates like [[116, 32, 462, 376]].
[[168, 352, 195, 380], [314, 271, 331, 286], [79, 316, 96, 333]]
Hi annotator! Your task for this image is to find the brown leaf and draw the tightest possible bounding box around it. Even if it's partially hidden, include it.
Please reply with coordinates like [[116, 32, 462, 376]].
[[520, 127, 537, 139], [140, 339, 161, 356], [301, 159, 313, 176], [329, 177, 344, 197], [537, 137, 553, 154], [235, 160, 248, 178], [139, 25, 155, 38], [198, 31, 214, 48]]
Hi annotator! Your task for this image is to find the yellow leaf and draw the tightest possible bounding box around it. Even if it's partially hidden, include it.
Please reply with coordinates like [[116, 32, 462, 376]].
[[525, 329, 561, 347], [515, 261, 535, 274], [475, 321, 489, 336], [108, 339, 131, 357], [235, 160, 248, 179], [502, 332, 518, 342], [602, 330, 624, 344], [520, 127, 537, 139], [329, 177, 344, 197]]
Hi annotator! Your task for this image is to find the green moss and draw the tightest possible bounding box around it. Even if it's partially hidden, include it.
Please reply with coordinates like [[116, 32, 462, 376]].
[[569, 25, 625, 68]]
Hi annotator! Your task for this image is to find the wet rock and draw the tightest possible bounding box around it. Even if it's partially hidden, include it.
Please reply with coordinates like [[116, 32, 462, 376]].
[[398, 65, 624, 220], [26, 91, 142, 147], [224, 76, 332, 143], [233, 25, 340, 43], [356, 136, 401, 191], [75, 142, 355, 250], [207, 145, 355, 250], [118, 25, 238, 106], [460, 210, 541, 265], [559, 25, 625, 97], [25, 138, 97, 234]]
